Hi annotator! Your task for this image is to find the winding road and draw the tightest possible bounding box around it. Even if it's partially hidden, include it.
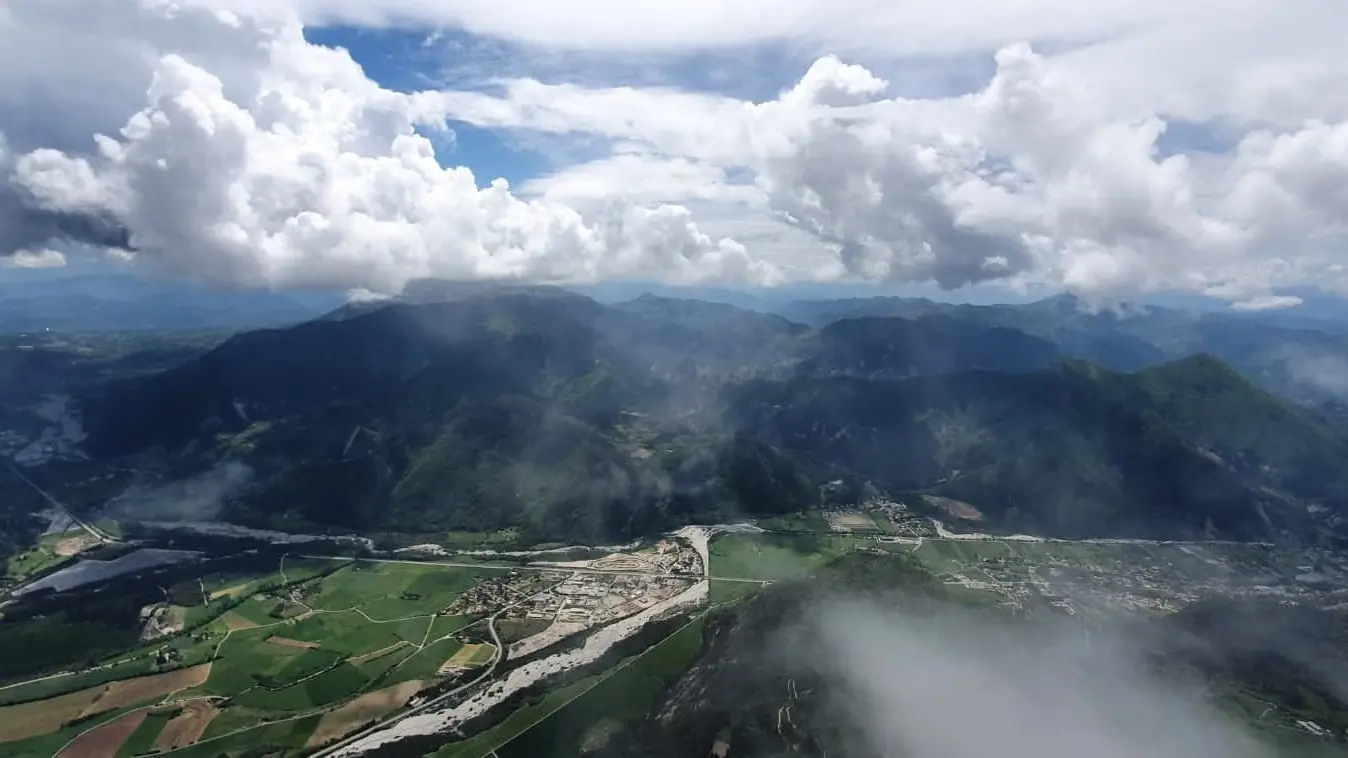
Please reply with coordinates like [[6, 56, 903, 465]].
[[311, 611, 507, 758]]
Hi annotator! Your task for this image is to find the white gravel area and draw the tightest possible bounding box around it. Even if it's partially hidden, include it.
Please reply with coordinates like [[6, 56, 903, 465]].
[[334, 579, 708, 756]]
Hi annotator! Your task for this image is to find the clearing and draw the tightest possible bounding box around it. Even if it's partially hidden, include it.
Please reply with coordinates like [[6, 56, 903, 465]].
[[56, 709, 147, 758], [153, 699, 222, 750], [54, 533, 101, 557], [306, 679, 424, 747]]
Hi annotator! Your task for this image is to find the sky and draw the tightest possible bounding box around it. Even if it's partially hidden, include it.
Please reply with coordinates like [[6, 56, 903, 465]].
[[0, 0, 1345, 309]]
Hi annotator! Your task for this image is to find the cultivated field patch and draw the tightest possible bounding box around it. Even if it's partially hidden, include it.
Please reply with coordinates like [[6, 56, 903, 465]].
[[117, 708, 176, 756], [153, 699, 221, 750], [305, 679, 424, 747], [267, 635, 321, 650], [438, 643, 495, 674], [221, 611, 259, 631], [55, 708, 146, 758], [0, 688, 107, 743], [208, 582, 252, 601], [80, 663, 212, 717]]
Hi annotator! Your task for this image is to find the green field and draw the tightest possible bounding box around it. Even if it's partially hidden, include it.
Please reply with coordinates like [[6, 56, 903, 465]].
[[709, 533, 861, 581], [708, 578, 766, 603], [435, 675, 604, 758], [911, 538, 1016, 573], [0, 656, 162, 707], [167, 713, 323, 758], [3, 531, 79, 581], [1, 704, 151, 758], [116, 708, 175, 757], [495, 614, 710, 758]]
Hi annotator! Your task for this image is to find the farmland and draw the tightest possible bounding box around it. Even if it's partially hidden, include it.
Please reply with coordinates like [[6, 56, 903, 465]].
[[56, 709, 147, 757], [708, 532, 861, 582], [3, 530, 723, 758], [0, 556, 513, 756]]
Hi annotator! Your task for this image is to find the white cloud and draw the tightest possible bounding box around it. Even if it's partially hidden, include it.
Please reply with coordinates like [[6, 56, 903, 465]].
[[0, 0, 780, 294], [425, 31, 1348, 302], [182, 0, 1253, 60], [1, 0, 1347, 303], [0, 248, 68, 269]]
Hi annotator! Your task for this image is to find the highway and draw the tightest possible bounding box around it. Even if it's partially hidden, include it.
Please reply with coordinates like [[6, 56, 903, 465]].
[[6, 461, 118, 543]]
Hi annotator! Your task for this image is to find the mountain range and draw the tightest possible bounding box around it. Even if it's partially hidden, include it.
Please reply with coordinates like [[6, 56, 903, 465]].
[[59, 282, 1348, 547]]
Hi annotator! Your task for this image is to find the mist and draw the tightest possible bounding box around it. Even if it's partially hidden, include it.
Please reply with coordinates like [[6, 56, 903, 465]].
[[803, 599, 1268, 758], [104, 461, 253, 523], [1279, 346, 1348, 398]]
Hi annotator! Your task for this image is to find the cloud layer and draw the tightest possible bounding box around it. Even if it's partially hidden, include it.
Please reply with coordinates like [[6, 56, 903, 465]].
[[810, 600, 1268, 758], [2, 0, 1346, 303]]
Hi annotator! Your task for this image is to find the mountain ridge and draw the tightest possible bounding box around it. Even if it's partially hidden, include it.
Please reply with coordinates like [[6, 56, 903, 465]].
[[63, 288, 1348, 546]]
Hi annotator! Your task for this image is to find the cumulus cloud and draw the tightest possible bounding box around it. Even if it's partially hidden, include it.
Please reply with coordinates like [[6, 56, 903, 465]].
[[0, 0, 780, 294], [2, 0, 1347, 302], [434, 35, 1348, 302]]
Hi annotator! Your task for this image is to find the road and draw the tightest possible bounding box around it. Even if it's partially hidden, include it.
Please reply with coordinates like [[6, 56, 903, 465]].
[[6, 461, 118, 543]]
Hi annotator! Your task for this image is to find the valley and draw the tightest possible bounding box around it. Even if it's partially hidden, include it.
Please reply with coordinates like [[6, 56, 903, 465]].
[[3, 512, 1347, 756], [4, 285, 1348, 756]]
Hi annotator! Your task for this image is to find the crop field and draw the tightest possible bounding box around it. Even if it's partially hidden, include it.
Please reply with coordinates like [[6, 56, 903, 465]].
[[0, 663, 212, 743], [440, 642, 495, 672], [0, 687, 109, 743], [55, 708, 146, 757], [119, 707, 179, 755], [305, 679, 425, 747], [153, 700, 222, 751], [0, 557, 503, 756], [0, 658, 161, 707]]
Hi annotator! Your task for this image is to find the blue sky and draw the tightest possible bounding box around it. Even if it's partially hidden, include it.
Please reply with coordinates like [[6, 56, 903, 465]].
[[304, 26, 552, 189], [300, 24, 1006, 190]]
